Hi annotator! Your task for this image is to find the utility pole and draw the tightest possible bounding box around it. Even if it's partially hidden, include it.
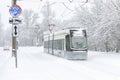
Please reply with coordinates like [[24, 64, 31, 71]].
[[9, 0, 22, 68], [47, 1, 50, 54], [12, 0, 17, 68], [12, 0, 17, 4]]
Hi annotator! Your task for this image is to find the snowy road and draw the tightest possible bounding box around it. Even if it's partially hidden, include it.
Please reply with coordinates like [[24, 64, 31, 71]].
[[0, 47, 120, 80]]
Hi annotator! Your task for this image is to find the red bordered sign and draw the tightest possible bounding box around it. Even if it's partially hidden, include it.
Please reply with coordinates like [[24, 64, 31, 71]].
[[9, 4, 22, 17]]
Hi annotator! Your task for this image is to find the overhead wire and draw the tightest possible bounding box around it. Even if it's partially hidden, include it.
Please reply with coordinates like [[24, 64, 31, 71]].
[[60, 0, 89, 18], [24, 0, 89, 21]]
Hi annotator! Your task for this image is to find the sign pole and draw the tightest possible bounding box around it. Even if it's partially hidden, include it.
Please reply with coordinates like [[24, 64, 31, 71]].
[[10, 0, 22, 68], [13, 0, 17, 68], [12, 0, 17, 68]]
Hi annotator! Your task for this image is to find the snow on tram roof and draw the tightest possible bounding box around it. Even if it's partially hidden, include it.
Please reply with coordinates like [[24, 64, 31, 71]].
[[43, 27, 86, 35]]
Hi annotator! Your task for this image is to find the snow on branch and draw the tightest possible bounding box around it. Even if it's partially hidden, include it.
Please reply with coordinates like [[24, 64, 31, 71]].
[[68, 0, 73, 3], [62, 2, 73, 11]]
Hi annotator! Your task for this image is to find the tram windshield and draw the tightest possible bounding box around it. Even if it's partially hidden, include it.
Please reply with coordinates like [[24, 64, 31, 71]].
[[70, 30, 87, 50]]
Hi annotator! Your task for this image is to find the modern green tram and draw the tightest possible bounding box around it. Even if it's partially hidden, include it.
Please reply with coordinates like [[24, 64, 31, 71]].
[[43, 28, 87, 60]]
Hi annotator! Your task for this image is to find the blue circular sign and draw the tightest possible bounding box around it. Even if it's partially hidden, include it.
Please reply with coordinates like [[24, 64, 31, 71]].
[[9, 5, 22, 17]]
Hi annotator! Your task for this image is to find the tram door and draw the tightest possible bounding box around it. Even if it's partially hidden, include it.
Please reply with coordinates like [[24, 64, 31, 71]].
[[48, 34, 54, 54], [65, 35, 71, 51]]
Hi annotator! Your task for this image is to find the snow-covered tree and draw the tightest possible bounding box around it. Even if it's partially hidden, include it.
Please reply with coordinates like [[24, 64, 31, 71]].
[[91, 0, 120, 52], [40, 2, 56, 31], [0, 14, 3, 46], [19, 9, 39, 46], [68, 0, 120, 52]]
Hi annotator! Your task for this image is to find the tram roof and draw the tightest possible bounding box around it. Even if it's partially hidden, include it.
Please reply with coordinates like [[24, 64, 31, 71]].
[[43, 27, 86, 35]]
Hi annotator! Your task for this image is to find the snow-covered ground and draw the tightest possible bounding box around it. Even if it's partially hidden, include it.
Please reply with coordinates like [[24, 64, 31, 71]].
[[0, 47, 120, 80]]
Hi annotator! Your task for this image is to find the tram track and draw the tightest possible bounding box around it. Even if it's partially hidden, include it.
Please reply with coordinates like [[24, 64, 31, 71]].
[[15, 49, 120, 80], [18, 51, 59, 80], [19, 51, 95, 80], [55, 57, 120, 80]]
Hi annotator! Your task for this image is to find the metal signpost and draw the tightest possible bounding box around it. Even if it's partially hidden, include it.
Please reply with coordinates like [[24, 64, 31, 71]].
[[9, 3, 22, 68]]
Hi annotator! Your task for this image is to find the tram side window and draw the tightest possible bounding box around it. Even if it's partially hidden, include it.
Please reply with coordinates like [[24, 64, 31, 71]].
[[44, 41, 48, 48], [49, 40, 52, 49], [53, 39, 64, 50], [53, 40, 57, 49], [66, 35, 71, 51]]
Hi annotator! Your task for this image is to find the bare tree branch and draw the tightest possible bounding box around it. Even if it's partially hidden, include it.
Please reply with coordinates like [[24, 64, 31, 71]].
[[68, 0, 73, 3], [111, 0, 120, 11], [62, 2, 73, 11], [85, 0, 88, 3]]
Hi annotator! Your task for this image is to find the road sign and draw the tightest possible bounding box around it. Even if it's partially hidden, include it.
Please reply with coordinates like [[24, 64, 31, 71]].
[[9, 17, 13, 24], [9, 4, 22, 17], [48, 24, 55, 33], [9, 17, 22, 24], [13, 25, 18, 37]]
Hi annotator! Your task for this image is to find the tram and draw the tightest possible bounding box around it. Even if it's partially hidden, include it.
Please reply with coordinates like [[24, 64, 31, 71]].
[[43, 28, 87, 60]]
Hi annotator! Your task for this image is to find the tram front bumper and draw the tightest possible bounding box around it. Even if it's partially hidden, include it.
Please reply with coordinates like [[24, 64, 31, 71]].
[[65, 51, 87, 60]]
